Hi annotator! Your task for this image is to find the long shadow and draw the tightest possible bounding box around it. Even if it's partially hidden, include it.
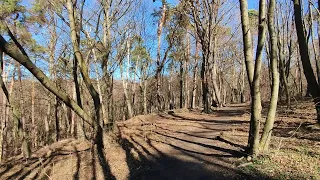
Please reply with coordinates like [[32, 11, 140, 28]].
[[3, 159, 38, 179], [127, 128, 245, 158], [215, 109, 247, 117], [21, 157, 54, 179], [120, 136, 150, 179], [142, 135, 236, 158], [73, 145, 80, 180], [156, 125, 247, 150], [4, 145, 90, 180], [131, 135, 261, 180], [119, 125, 270, 179], [216, 136, 246, 149], [0, 164, 12, 177], [154, 131, 244, 157], [30, 157, 54, 180], [156, 125, 220, 141], [130, 136, 158, 160], [166, 112, 249, 125], [91, 147, 97, 180], [92, 145, 116, 180], [156, 121, 242, 133], [16, 161, 42, 179]]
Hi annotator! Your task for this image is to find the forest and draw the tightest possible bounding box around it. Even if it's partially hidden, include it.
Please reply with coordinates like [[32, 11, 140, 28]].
[[0, 0, 320, 179]]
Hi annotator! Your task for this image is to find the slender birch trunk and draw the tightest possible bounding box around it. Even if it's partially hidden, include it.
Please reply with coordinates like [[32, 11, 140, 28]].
[[156, 2, 166, 111], [121, 37, 134, 119], [192, 40, 199, 108]]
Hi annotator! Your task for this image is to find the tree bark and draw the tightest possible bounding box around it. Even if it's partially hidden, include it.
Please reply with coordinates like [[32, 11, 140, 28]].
[[239, 0, 255, 88], [67, 0, 103, 147], [278, 34, 290, 108], [309, 2, 320, 84], [248, 0, 267, 156], [180, 61, 183, 109], [121, 37, 134, 119], [184, 31, 190, 109], [0, 49, 30, 158], [156, 2, 167, 112], [191, 40, 199, 108], [259, 0, 280, 153], [293, 0, 320, 122]]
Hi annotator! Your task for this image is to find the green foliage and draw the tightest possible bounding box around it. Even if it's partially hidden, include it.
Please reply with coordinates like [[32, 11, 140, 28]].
[[0, 0, 25, 32], [248, 9, 259, 29], [131, 36, 151, 66], [0, 0, 25, 18]]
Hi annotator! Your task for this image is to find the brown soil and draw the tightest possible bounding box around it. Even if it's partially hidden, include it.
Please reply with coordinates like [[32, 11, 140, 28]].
[[0, 100, 319, 179]]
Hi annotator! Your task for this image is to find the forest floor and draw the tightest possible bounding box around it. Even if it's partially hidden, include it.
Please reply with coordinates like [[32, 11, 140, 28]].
[[0, 98, 319, 179]]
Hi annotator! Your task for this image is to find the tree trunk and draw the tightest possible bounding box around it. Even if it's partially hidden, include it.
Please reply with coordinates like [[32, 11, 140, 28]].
[[191, 40, 199, 108], [211, 63, 222, 107], [259, 0, 280, 153], [318, 0, 320, 69], [132, 65, 138, 115], [31, 80, 36, 147], [201, 55, 209, 113], [121, 37, 134, 119], [248, 0, 267, 156], [55, 97, 60, 142], [0, 53, 11, 161], [156, 2, 166, 112], [240, 59, 246, 103], [143, 80, 148, 114], [92, 48, 108, 127], [293, 0, 320, 123], [278, 35, 290, 108], [180, 61, 183, 109], [67, 0, 103, 148], [169, 67, 174, 110], [0, 50, 30, 158], [309, 2, 320, 83], [184, 31, 190, 109], [239, 0, 255, 88]]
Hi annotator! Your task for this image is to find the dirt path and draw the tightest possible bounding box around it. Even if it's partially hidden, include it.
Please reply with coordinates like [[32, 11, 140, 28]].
[[117, 104, 266, 180], [1, 101, 318, 179]]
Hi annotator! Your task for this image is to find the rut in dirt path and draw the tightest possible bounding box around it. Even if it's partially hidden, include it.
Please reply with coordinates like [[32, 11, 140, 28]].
[[118, 105, 269, 180]]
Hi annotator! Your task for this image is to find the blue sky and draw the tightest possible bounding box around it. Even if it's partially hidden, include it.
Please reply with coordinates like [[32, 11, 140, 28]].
[[152, 0, 259, 10], [248, 1, 259, 9], [15, 0, 261, 80]]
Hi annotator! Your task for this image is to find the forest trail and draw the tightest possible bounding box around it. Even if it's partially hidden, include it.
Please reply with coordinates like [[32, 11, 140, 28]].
[[118, 104, 254, 180], [0, 101, 319, 179]]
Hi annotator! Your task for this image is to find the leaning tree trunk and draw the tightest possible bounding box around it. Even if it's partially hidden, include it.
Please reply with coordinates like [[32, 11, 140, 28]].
[[309, 2, 320, 84], [293, 0, 320, 123], [67, 0, 103, 143]]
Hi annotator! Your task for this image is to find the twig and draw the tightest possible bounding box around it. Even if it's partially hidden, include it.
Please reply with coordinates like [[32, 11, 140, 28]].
[[276, 122, 303, 152], [237, 162, 253, 168]]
